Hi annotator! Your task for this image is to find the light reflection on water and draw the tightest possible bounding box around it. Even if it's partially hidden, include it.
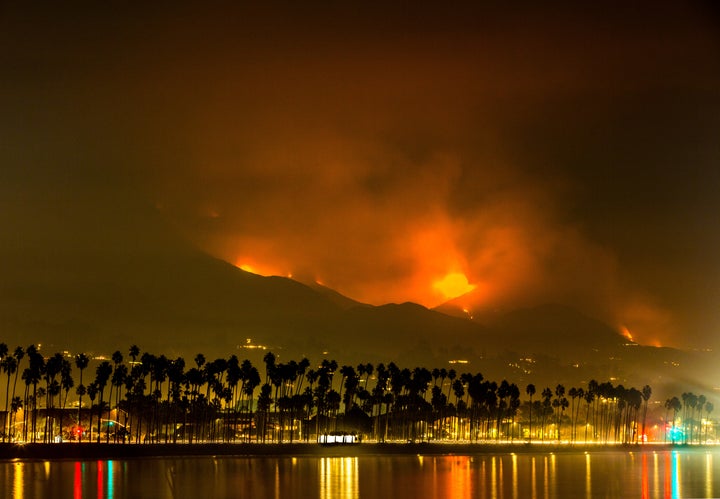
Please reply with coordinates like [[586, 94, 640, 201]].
[[1, 450, 720, 498], [320, 457, 358, 499]]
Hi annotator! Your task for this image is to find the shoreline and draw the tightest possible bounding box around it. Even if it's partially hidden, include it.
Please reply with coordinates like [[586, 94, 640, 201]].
[[0, 442, 705, 461]]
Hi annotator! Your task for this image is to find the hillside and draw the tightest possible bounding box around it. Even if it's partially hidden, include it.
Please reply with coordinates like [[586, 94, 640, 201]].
[[0, 195, 710, 397]]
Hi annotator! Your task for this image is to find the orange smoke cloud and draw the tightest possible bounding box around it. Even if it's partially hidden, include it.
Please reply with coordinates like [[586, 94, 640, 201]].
[[136, 4, 711, 347]]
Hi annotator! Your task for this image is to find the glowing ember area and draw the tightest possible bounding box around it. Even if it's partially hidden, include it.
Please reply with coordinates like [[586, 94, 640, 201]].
[[235, 259, 289, 278], [621, 326, 634, 342], [433, 272, 476, 301]]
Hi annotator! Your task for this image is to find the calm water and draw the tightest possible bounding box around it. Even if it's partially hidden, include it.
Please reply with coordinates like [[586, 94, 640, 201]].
[[1, 450, 719, 498]]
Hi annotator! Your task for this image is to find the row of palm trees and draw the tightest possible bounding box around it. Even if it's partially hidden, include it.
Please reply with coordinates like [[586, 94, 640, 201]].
[[0, 343, 708, 445], [663, 392, 715, 445]]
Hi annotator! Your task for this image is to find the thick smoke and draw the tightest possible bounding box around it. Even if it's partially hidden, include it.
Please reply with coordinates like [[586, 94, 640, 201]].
[[2, 2, 719, 348]]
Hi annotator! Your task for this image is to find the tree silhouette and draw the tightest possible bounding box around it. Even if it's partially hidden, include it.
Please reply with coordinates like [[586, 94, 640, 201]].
[[2, 354, 17, 441], [0, 341, 676, 447], [94, 361, 112, 442], [640, 385, 651, 444], [526, 384, 536, 443], [74, 352, 89, 442]]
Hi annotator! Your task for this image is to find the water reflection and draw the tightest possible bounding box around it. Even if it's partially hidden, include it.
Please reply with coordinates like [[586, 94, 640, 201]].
[[707, 453, 714, 499], [1, 450, 720, 498], [13, 462, 23, 499], [641, 453, 648, 499], [320, 457, 358, 499], [585, 453, 591, 499], [531, 456, 536, 499], [74, 461, 82, 499]]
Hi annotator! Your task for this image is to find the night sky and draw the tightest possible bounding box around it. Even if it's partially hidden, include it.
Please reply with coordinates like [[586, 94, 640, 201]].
[[1, 2, 719, 349]]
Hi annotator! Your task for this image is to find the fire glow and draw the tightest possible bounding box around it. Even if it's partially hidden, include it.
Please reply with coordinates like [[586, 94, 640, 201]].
[[433, 272, 476, 301]]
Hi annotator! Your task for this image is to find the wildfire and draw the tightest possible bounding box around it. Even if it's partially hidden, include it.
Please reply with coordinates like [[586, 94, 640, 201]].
[[620, 325, 634, 342], [433, 272, 476, 301], [234, 259, 288, 277]]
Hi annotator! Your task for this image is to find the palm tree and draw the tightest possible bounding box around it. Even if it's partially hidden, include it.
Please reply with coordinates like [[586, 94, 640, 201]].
[[94, 361, 113, 442], [111, 364, 128, 442], [696, 395, 707, 445], [0, 343, 7, 365], [86, 382, 98, 442], [540, 388, 552, 441], [640, 385, 651, 444], [74, 353, 89, 442], [10, 396, 22, 440], [362, 363, 374, 391], [59, 359, 74, 441], [0, 344, 8, 415], [106, 351, 123, 443], [452, 378, 465, 440], [2, 354, 17, 441], [129, 345, 140, 364], [166, 357, 185, 443], [526, 384, 536, 443], [584, 389, 595, 443], [241, 363, 261, 442], [568, 387, 579, 442], [687, 393, 698, 444], [10, 346, 24, 402], [26, 345, 44, 443], [257, 383, 272, 443], [43, 353, 63, 442], [704, 402, 714, 443], [262, 352, 275, 385], [339, 365, 358, 416], [665, 396, 681, 444]]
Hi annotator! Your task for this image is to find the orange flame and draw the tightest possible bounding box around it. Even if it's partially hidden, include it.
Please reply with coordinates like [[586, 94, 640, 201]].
[[433, 272, 476, 301]]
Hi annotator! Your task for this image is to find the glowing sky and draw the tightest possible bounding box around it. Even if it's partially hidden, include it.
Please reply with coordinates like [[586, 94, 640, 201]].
[[1, 2, 719, 348]]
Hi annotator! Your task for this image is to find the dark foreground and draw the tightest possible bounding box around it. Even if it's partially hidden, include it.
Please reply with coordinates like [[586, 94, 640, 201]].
[[0, 442, 690, 460]]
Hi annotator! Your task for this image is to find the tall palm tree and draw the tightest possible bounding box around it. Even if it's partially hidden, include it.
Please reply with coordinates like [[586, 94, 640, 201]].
[[339, 365, 358, 416], [526, 384, 536, 443], [295, 358, 310, 396], [362, 363, 374, 391], [584, 389, 595, 443], [241, 363, 260, 442], [43, 353, 63, 442], [111, 364, 128, 442], [704, 402, 714, 443], [59, 359, 74, 441], [540, 387, 552, 441], [640, 385, 652, 444], [257, 383, 272, 443], [94, 361, 113, 442], [106, 351, 123, 442], [451, 378, 465, 440], [74, 353, 89, 442], [2, 355, 17, 441], [129, 345, 140, 364], [696, 395, 707, 445], [10, 346, 24, 412], [0, 342, 9, 438], [165, 357, 185, 443], [9, 396, 22, 440], [262, 352, 275, 385], [664, 396, 681, 444], [687, 393, 698, 444], [0, 343, 7, 364], [554, 385, 566, 440], [86, 382, 98, 442], [26, 345, 44, 443]]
